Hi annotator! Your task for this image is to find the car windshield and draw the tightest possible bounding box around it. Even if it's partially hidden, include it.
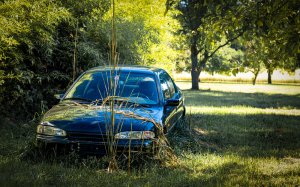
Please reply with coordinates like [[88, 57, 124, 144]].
[[64, 71, 159, 105]]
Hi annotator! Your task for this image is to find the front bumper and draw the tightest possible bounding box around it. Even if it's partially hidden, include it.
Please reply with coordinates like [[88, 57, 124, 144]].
[[36, 134, 157, 155]]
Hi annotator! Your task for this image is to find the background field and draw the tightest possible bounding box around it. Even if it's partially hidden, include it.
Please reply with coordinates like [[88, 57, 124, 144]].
[[174, 70, 300, 84], [0, 82, 300, 186]]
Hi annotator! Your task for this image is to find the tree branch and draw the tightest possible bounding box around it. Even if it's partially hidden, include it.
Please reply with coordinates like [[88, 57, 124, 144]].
[[208, 29, 245, 59], [197, 47, 204, 55]]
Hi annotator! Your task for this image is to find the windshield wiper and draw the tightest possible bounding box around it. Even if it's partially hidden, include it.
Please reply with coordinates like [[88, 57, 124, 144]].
[[114, 98, 151, 108], [137, 103, 151, 108], [64, 97, 93, 103]]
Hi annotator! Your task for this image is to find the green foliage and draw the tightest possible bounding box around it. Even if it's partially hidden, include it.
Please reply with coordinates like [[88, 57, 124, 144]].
[[206, 43, 244, 75], [112, 0, 180, 72], [0, 0, 71, 119], [242, 0, 299, 84], [167, 0, 299, 88], [166, 0, 253, 89], [0, 0, 298, 118], [0, 0, 174, 120]]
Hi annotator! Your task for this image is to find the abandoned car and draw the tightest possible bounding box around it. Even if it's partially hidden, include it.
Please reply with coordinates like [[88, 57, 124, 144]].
[[36, 66, 185, 155]]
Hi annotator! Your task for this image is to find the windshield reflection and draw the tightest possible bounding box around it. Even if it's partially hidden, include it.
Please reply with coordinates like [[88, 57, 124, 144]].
[[64, 71, 159, 105]]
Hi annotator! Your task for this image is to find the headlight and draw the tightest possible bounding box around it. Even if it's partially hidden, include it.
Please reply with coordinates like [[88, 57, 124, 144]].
[[37, 122, 66, 137], [115, 131, 155, 139]]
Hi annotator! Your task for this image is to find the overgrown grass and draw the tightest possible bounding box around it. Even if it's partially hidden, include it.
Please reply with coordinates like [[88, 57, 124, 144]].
[[1, 82, 300, 186]]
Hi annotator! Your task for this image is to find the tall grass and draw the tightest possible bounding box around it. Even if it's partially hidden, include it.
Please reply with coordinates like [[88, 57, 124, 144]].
[[104, 0, 176, 172], [1, 82, 300, 186]]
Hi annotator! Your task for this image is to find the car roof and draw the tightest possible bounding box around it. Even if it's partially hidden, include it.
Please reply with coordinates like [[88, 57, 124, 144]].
[[86, 65, 164, 74]]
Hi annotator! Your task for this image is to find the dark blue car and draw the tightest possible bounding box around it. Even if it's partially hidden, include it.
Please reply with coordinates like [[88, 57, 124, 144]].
[[36, 66, 185, 155]]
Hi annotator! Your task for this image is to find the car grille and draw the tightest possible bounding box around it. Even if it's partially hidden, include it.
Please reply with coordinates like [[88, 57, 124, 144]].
[[76, 144, 107, 155], [67, 132, 108, 143]]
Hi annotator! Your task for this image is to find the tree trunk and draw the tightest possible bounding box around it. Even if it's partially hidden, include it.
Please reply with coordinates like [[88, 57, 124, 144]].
[[267, 68, 272, 84], [252, 67, 260, 85], [191, 70, 200, 90], [190, 35, 199, 90], [252, 72, 259, 85]]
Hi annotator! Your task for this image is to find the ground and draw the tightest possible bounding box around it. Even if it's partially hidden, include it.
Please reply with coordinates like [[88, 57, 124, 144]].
[[0, 82, 299, 186]]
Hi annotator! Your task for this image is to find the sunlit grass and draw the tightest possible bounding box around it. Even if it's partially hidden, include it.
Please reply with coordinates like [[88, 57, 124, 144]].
[[176, 81, 300, 185], [178, 154, 300, 186], [188, 106, 300, 116], [1, 82, 300, 186], [177, 82, 300, 95]]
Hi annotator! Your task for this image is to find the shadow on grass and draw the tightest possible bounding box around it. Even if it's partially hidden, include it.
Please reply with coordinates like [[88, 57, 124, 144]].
[[183, 89, 300, 109], [169, 113, 300, 158]]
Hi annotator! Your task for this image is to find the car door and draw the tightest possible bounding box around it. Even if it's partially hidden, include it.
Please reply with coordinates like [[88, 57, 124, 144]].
[[165, 73, 185, 128], [159, 71, 177, 133]]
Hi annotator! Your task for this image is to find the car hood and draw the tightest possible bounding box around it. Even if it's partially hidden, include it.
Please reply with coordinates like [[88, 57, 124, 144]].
[[42, 101, 164, 134]]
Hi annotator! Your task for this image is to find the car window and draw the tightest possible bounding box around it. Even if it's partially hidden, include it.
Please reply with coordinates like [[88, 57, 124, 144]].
[[165, 74, 176, 98], [159, 73, 171, 100], [65, 71, 159, 105]]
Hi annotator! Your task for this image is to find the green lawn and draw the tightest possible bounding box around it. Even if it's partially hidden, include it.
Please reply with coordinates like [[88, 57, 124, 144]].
[[1, 82, 300, 186]]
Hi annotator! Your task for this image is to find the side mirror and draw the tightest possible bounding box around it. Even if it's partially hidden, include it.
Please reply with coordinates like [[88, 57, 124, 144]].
[[54, 93, 64, 100], [166, 98, 180, 106]]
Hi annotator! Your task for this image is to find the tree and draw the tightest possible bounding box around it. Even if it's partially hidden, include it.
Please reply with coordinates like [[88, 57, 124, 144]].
[[113, 0, 179, 72], [0, 0, 177, 120], [167, 0, 299, 87], [55, 0, 110, 76], [166, 0, 252, 89], [206, 42, 244, 76], [240, 0, 299, 84], [241, 37, 266, 85]]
